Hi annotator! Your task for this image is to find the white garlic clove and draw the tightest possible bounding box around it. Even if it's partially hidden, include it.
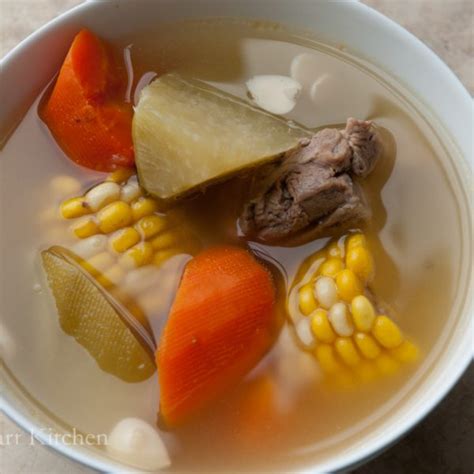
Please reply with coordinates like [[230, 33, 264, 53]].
[[107, 418, 171, 471], [246, 75, 302, 115]]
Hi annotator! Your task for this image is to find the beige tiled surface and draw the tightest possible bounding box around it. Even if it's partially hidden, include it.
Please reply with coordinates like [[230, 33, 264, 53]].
[[1, 1, 473, 473]]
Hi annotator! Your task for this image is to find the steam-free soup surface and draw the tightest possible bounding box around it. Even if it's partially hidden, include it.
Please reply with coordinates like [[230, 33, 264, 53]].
[[0, 20, 465, 472]]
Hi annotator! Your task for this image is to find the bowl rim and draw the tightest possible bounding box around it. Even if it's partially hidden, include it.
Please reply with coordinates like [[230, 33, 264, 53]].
[[1, 1, 472, 473]]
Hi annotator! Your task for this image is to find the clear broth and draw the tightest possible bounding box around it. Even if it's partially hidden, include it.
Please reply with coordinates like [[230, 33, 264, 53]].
[[0, 20, 466, 472]]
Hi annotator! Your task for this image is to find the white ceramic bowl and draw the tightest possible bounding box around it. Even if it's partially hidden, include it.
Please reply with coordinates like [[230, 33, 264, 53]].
[[1, 1, 472, 472]]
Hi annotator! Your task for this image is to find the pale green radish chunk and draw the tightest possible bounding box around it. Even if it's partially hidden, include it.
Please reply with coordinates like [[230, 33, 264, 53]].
[[133, 74, 309, 201]]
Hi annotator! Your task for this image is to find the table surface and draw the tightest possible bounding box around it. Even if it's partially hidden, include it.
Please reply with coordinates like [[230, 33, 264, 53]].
[[1, 1, 472, 473]]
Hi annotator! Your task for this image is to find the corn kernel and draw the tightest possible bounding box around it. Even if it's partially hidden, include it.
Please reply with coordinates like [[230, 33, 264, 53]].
[[335, 337, 361, 367], [71, 235, 108, 260], [120, 176, 143, 203], [120, 242, 154, 268], [131, 197, 158, 221], [354, 360, 378, 383], [319, 258, 344, 278], [331, 370, 356, 390], [50, 175, 81, 198], [346, 233, 367, 251], [372, 315, 403, 349], [85, 182, 121, 212], [153, 249, 182, 267], [60, 197, 91, 219], [310, 308, 336, 343], [134, 215, 167, 240], [314, 276, 338, 309], [327, 241, 343, 259], [375, 353, 399, 376], [97, 201, 133, 234], [351, 295, 376, 332], [328, 302, 354, 336], [390, 340, 419, 363], [299, 284, 318, 316], [336, 269, 363, 302], [81, 252, 114, 276], [354, 332, 381, 359], [346, 246, 374, 284], [101, 264, 125, 286], [150, 231, 179, 250], [106, 168, 135, 184], [71, 217, 100, 239], [315, 344, 343, 374], [109, 227, 141, 253]]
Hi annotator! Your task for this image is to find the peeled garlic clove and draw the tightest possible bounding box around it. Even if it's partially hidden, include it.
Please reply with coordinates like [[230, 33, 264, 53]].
[[246, 75, 302, 115], [107, 418, 171, 471], [290, 53, 320, 87]]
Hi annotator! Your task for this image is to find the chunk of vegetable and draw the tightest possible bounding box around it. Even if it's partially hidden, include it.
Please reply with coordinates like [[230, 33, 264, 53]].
[[41, 246, 155, 382], [156, 246, 277, 427], [133, 74, 309, 201], [41, 29, 134, 171], [107, 418, 171, 470], [289, 233, 419, 388]]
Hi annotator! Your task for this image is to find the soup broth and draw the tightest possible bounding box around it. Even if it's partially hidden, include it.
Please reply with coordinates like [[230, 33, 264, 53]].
[[0, 20, 467, 472]]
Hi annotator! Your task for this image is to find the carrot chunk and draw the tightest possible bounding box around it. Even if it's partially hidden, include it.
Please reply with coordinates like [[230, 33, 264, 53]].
[[41, 29, 134, 171], [156, 246, 277, 427]]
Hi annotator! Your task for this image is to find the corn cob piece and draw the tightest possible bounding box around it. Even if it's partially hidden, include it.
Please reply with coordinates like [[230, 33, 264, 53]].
[[56, 172, 201, 331], [288, 233, 419, 389]]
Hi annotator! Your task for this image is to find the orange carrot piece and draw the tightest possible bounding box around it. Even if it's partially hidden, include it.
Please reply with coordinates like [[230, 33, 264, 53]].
[[156, 246, 277, 427], [41, 29, 134, 172]]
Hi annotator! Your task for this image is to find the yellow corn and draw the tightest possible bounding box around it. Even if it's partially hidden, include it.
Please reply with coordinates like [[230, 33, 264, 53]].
[[311, 308, 336, 343], [298, 284, 318, 316], [335, 337, 361, 367], [131, 197, 158, 222], [336, 269, 363, 302], [374, 353, 399, 375], [354, 360, 378, 383], [315, 344, 343, 374], [71, 217, 100, 239], [81, 252, 114, 277], [346, 233, 367, 251], [109, 227, 141, 253], [134, 215, 167, 240], [354, 332, 381, 359], [106, 168, 135, 184], [60, 197, 91, 219], [319, 257, 344, 278], [97, 201, 133, 234], [372, 315, 403, 349], [120, 242, 154, 268], [96, 264, 126, 288], [153, 249, 181, 267], [327, 241, 343, 259], [346, 246, 374, 284], [390, 340, 419, 363], [351, 295, 376, 332], [150, 231, 179, 250], [288, 231, 419, 388]]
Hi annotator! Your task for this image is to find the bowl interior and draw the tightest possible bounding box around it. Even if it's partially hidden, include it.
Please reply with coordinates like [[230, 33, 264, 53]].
[[1, 1, 472, 472]]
